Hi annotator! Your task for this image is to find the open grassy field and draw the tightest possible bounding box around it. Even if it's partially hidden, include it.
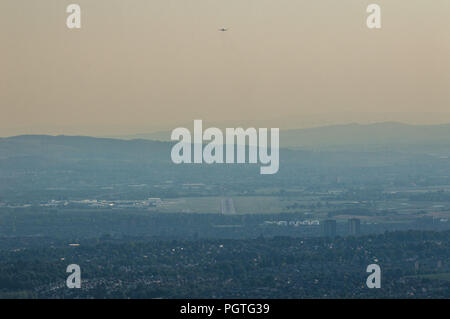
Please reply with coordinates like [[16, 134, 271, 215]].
[[152, 196, 297, 214], [417, 273, 450, 282]]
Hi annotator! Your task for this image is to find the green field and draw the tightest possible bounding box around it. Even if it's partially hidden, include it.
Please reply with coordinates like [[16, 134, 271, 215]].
[[417, 273, 450, 282], [152, 196, 299, 214]]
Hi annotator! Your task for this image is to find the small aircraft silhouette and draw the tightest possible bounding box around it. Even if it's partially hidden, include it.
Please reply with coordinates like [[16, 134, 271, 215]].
[[218, 28, 228, 32]]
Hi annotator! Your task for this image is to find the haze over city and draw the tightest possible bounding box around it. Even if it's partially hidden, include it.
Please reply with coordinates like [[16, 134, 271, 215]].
[[3, 0, 450, 302]]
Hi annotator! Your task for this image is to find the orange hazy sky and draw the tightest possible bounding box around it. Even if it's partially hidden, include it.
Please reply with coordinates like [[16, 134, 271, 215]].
[[1, 0, 449, 136]]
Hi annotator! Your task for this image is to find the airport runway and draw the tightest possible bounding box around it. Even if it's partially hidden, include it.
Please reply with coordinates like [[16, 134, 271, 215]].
[[221, 198, 236, 215]]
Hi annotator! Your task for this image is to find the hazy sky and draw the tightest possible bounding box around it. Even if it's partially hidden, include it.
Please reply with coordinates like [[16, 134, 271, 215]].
[[1, 0, 449, 137]]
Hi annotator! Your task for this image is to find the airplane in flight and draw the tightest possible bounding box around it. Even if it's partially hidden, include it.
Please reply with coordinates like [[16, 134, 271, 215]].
[[218, 28, 228, 32]]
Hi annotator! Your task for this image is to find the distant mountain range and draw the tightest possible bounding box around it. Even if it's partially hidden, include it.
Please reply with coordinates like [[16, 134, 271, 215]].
[[107, 122, 450, 149], [0, 135, 170, 163], [1, 124, 449, 199], [282, 122, 450, 149]]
